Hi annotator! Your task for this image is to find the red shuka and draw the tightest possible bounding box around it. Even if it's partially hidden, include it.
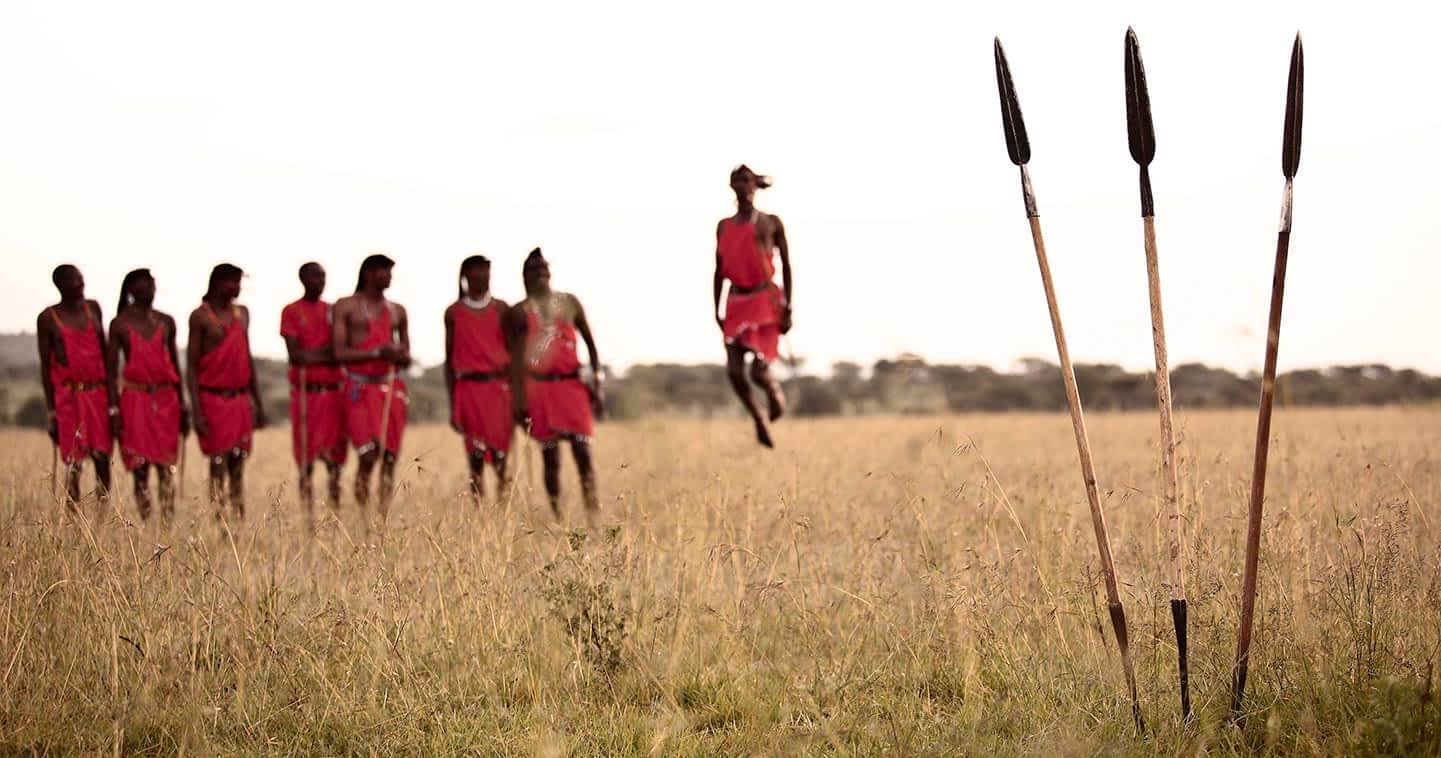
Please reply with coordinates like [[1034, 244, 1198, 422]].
[[280, 299, 347, 466], [718, 213, 784, 362], [48, 307, 112, 463], [345, 303, 405, 455], [195, 304, 255, 457], [522, 301, 592, 443], [449, 301, 513, 461], [120, 324, 181, 470]]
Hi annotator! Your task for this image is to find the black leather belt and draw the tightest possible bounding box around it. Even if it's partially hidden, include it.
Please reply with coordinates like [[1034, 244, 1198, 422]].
[[458, 371, 507, 382], [200, 386, 247, 398], [530, 371, 579, 382], [295, 382, 342, 393], [730, 283, 772, 295]]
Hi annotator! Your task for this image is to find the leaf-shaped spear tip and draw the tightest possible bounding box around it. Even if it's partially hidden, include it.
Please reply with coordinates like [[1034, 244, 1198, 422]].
[[1124, 27, 1155, 166], [1282, 34, 1304, 179], [993, 38, 1031, 166]]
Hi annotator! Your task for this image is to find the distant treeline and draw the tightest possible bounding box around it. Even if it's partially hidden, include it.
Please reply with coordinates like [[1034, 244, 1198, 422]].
[[2, 346, 1438, 428]]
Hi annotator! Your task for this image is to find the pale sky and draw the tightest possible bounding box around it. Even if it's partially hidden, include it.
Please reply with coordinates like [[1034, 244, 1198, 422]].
[[2, 1, 1437, 374]]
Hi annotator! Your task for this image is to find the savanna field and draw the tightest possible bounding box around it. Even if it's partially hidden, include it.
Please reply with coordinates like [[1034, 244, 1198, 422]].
[[1, 408, 1438, 755]]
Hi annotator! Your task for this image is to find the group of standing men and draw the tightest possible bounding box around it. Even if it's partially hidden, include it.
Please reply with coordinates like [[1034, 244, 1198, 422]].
[[35, 163, 794, 522], [37, 249, 606, 523]]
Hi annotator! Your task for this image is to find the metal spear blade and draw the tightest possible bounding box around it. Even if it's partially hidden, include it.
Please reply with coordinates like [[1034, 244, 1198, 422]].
[[994, 38, 1031, 166], [1124, 27, 1156, 166], [1282, 33, 1304, 179]]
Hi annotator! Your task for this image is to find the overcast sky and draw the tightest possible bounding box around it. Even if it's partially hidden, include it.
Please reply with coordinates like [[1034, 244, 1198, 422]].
[[1, 1, 1437, 374]]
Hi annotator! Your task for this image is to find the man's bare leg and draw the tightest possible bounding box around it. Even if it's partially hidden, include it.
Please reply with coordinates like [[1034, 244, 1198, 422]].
[[225, 452, 246, 520], [132, 464, 153, 520], [93, 454, 112, 509], [355, 449, 378, 509], [378, 452, 397, 518], [571, 439, 599, 519], [208, 456, 228, 520], [750, 357, 786, 422], [467, 452, 486, 506], [156, 465, 175, 520], [541, 444, 562, 518], [493, 457, 511, 505], [324, 461, 342, 511], [726, 343, 772, 448], [298, 461, 315, 529]]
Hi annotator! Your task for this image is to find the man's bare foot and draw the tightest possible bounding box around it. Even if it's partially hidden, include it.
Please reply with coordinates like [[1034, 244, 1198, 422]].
[[754, 418, 774, 449], [766, 385, 786, 422]]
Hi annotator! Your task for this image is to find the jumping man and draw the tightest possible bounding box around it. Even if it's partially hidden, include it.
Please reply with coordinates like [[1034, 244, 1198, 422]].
[[333, 254, 410, 515], [713, 164, 792, 448], [108, 269, 188, 520], [37, 264, 114, 509], [445, 255, 514, 505], [187, 263, 266, 519], [281, 262, 347, 521], [505, 248, 603, 519]]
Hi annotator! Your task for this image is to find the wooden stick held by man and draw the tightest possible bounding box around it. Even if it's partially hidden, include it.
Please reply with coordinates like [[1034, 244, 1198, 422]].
[[445, 255, 514, 506], [186, 263, 266, 520], [505, 248, 603, 520], [108, 268, 188, 521], [333, 254, 410, 517], [281, 262, 347, 523], [713, 165, 792, 448], [36, 264, 114, 512]]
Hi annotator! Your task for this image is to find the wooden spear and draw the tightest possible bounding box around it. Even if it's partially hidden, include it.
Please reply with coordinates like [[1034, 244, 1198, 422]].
[[1232, 32, 1305, 720], [993, 38, 1143, 731], [1124, 27, 1189, 720]]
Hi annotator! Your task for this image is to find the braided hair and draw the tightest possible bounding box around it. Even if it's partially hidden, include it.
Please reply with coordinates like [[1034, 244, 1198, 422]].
[[117, 268, 151, 314], [458, 255, 490, 300]]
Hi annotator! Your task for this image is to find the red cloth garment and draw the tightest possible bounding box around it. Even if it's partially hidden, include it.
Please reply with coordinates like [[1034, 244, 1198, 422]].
[[48, 307, 112, 464], [522, 302, 593, 443], [195, 305, 255, 457], [119, 324, 181, 470], [281, 299, 346, 466], [718, 214, 784, 362], [345, 303, 406, 455], [449, 301, 513, 460]]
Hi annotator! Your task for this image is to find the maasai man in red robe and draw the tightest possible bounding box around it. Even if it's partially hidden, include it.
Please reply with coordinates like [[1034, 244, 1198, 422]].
[[333, 254, 410, 516], [187, 263, 266, 519], [281, 262, 347, 521], [445, 255, 513, 505], [505, 248, 603, 520], [713, 164, 793, 448], [107, 269, 188, 520], [36, 264, 114, 510]]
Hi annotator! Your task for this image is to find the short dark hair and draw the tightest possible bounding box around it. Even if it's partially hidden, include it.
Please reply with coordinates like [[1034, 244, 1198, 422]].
[[51, 264, 78, 288], [458, 255, 490, 300], [298, 261, 322, 279], [355, 253, 396, 293], [206, 263, 243, 299], [730, 164, 772, 189]]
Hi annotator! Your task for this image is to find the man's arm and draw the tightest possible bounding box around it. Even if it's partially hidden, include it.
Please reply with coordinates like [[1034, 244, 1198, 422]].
[[281, 308, 331, 365], [713, 220, 726, 329], [241, 306, 266, 427], [393, 304, 411, 369], [105, 317, 125, 439], [35, 311, 57, 441], [186, 309, 207, 437], [503, 305, 528, 426], [772, 214, 793, 332], [91, 301, 119, 414], [164, 314, 190, 436], [443, 304, 456, 421], [571, 295, 604, 418]]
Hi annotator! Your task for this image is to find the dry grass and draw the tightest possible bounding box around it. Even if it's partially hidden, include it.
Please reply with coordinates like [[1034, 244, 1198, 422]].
[[1, 408, 1438, 754]]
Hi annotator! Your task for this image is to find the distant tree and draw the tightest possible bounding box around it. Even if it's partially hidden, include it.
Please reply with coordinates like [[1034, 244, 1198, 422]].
[[14, 395, 47, 429]]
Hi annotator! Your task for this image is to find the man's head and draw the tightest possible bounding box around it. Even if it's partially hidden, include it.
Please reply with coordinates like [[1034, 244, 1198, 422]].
[[458, 254, 490, 300], [206, 263, 244, 302], [118, 268, 155, 313], [298, 262, 326, 300], [522, 248, 550, 295], [51, 265, 84, 302], [729, 164, 772, 203], [355, 253, 395, 294]]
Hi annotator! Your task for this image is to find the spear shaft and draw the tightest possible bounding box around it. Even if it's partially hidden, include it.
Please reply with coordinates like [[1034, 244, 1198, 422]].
[[1233, 33, 1304, 718], [1125, 28, 1188, 719], [995, 39, 1142, 730]]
